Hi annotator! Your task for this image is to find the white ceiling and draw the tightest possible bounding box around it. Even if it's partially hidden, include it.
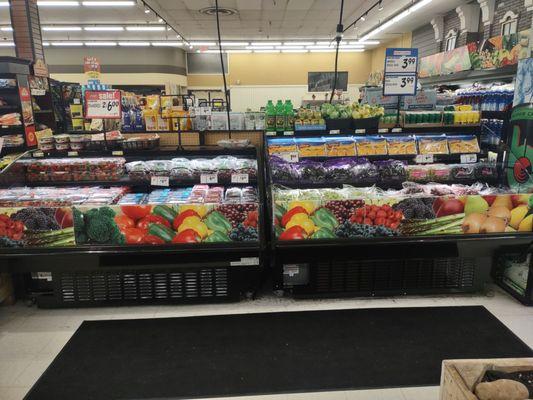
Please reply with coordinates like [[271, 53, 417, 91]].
[[0, 0, 468, 48]]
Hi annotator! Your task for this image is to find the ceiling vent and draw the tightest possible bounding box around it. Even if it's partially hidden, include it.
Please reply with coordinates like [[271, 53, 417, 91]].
[[199, 7, 238, 17]]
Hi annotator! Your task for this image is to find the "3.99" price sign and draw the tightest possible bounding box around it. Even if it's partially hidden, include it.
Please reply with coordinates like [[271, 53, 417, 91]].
[[85, 90, 122, 119]]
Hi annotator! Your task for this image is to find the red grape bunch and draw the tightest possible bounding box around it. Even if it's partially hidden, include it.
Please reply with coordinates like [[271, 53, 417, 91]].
[[324, 200, 365, 222]]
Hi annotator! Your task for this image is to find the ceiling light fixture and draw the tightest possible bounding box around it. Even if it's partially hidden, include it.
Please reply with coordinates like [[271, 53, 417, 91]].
[[282, 41, 315, 46], [0, 42, 14, 47], [151, 41, 182, 46], [82, 1, 135, 6], [378, 1, 383, 11], [51, 41, 83, 46], [166, 26, 172, 31], [360, 0, 433, 40], [118, 41, 150, 46], [0, 1, 9, 6], [144, 8, 150, 13], [225, 50, 252, 53], [43, 42, 50, 46], [250, 42, 281, 46], [246, 46, 274, 50], [85, 41, 117, 46], [315, 41, 346, 46], [360, 13, 366, 21], [349, 40, 379, 45], [339, 49, 365, 52], [310, 49, 335, 53], [125, 26, 165, 31], [220, 42, 249, 46], [189, 41, 216, 46], [37, 1, 79, 5], [84, 26, 123, 31], [277, 45, 304, 49], [42, 26, 82, 31], [0, 27, 13, 31], [203, 50, 224, 53]]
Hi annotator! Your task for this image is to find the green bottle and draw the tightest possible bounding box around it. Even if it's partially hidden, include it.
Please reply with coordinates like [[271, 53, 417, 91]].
[[275, 100, 285, 131], [265, 100, 276, 131], [284, 100, 294, 130]]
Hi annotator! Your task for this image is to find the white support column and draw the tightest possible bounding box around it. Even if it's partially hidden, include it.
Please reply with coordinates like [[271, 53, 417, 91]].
[[477, 0, 496, 25]]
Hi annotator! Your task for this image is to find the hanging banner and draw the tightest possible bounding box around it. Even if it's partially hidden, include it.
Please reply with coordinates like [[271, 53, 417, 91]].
[[84, 90, 122, 119], [84, 56, 101, 83], [383, 48, 418, 96]]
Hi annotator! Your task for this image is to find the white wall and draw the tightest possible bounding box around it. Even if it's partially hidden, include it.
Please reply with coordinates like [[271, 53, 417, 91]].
[[228, 84, 362, 112]]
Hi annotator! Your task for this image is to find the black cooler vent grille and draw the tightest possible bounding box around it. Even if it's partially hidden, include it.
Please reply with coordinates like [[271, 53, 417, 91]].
[[315, 257, 475, 293], [57, 268, 230, 304]]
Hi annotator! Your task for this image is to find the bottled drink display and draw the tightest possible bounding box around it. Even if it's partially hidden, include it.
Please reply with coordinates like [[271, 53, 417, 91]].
[[275, 100, 286, 131], [265, 100, 276, 131], [455, 85, 515, 112], [265, 99, 295, 131]]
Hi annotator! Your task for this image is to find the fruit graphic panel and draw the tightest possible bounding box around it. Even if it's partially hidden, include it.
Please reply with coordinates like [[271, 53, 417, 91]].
[[73, 203, 259, 246], [274, 193, 532, 240], [0, 207, 75, 248]]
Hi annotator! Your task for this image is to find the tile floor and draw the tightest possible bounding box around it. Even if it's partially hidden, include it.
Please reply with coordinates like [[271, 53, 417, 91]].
[[0, 284, 532, 400]]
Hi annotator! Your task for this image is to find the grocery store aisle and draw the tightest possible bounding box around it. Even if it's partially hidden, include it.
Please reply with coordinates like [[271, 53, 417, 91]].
[[1, 285, 532, 400]]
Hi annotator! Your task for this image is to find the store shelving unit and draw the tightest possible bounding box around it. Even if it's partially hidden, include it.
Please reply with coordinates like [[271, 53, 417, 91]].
[[0, 145, 267, 308], [264, 123, 533, 298]]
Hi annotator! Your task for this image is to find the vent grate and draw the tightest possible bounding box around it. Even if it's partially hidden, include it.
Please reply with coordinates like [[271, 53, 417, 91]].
[[315, 257, 475, 294], [58, 268, 230, 304]]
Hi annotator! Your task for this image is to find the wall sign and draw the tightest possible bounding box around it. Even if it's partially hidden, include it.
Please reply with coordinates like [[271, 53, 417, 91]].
[[383, 48, 418, 97], [84, 90, 122, 119], [84, 56, 101, 83]]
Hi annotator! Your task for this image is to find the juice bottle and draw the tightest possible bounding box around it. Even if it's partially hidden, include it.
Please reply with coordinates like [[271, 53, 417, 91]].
[[265, 100, 276, 130], [275, 100, 285, 131], [284, 100, 294, 130]]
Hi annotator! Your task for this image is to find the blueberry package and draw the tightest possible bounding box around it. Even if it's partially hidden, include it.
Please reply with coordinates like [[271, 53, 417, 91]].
[[325, 157, 358, 182], [375, 159, 407, 184], [270, 155, 300, 183], [293, 159, 327, 183]]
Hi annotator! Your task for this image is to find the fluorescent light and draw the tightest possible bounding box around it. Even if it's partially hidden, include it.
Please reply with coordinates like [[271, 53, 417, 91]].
[[310, 49, 335, 53], [118, 41, 150, 46], [316, 41, 346, 46], [82, 1, 135, 5], [203, 50, 223, 53], [151, 41, 182, 47], [43, 42, 50, 46], [220, 42, 249, 46], [0, 2, 9, 6], [349, 40, 380, 45], [253, 50, 280, 53], [157, 18, 163, 23], [339, 49, 364, 52], [51, 41, 83, 46], [282, 49, 308, 53], [226, 50, 251, 53], [126, 26, 165, 31], [42, 26, 82, 31], [307, 45, 334, 49], [283, 41, 315, 46], [250, 42, 281, 46], [411, 0, 433, 12], [0, 27, 12, 31], [246, 46, 274, 50], [277, 45, 304, 49], [38, 1, 79, 5], [189, 41, 216, 46], [84, 41, 117, 46], [0, 42, 14, 47], [84, 26, 123, 31]]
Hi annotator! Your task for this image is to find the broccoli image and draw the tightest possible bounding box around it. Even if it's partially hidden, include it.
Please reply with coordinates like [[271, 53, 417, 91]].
[[73, 206, 124, 245]]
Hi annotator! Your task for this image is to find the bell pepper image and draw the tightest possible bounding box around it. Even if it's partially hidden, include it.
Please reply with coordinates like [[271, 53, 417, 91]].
[[204, 230, 231, 243], [311, 228, 336, 239], [204, 211, 232, 233], [172, 229, 200, 243], [281, 206, 308, 227], [279, 225, 307, 241], [179, 205, 208, 218], [285, 216, 315, 236], [274, 204, 286, 222], [177, 216, 209, 238], [310, 207, 339, 231], [172, 209, 201, 230], [288, 200, 316, 214]]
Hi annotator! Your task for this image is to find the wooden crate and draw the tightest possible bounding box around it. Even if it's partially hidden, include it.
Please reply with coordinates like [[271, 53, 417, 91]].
[[440, 358, 533, 400]]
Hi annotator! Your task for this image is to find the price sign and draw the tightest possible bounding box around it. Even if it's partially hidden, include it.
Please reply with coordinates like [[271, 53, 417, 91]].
[[383, 48, 418, 96], [84, 90, 122, 119], [283, 131, 294, 136], [265, 131, 277, 136], [279, 151, 299, 163], [415, 154, 434, 164], [355, 129, 366, 134], [378, 128, 388, 133], [200, 173, 218, 184], [112, 150, 123, 156], [384, 48, 418, 74], [329, 129, 340, 135], [151, 176, 169, 187], [33, 151, 44, 158], [67, 151, 78, 157], [231, 173, 249, 184], [460, 154, 477, 164], [391, 127, 402, 133], [384, 75, 416, 96]]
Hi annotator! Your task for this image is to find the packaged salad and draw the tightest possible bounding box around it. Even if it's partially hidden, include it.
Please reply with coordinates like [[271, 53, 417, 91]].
[[386, 136, 417, 155], [355, 136, 387, 156]]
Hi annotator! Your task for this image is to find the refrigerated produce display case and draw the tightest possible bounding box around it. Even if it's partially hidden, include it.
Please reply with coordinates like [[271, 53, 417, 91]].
[[0, 145, 266, 307], [265, 122, 533, 298]]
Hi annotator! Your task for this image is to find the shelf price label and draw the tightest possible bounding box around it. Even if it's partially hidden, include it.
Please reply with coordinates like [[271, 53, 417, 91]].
[[231, 173, 249, 184], [265, 131, 277, 136], [355, 129, 366, 134], [329, 129, 340, 135], [67, 151, 78, 157], [112, 150, 123, 156], [283, 131, 294, 136], [200, 173, 218, 184], [151, 176, 169, 187], [460, 154, 477, 164], [415, 154, 434, 164], [84, 90, 122, 119], [279, 151, 299, 163], [383, 75, 416, 96]]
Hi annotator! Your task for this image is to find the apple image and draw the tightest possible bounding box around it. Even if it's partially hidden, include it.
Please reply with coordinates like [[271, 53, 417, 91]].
[[436, 199, 465, 217]]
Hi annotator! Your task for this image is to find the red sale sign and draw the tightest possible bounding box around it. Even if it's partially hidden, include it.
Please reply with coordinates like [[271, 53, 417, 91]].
[[84, 90, 122, 119]]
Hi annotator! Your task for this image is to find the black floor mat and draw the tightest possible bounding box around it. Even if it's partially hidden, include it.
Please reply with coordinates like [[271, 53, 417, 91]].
[[25, 306, 533, 400]]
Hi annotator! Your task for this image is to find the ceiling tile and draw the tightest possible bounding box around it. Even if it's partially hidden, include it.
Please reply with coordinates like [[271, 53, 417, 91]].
[[287, 0, 314, 10]]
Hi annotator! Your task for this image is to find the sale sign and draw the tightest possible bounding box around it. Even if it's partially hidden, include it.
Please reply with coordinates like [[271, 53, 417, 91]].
[[84, 90, 122, 119]]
